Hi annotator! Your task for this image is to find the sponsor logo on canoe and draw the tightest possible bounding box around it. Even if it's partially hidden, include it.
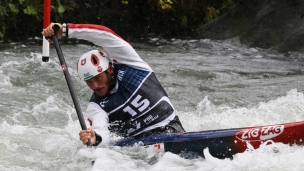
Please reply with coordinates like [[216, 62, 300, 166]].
[[236, 125, 284, 141]]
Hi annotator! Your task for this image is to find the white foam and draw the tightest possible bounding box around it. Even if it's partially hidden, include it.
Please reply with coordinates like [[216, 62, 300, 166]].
[[179, 89, 304, 132], [0, 74, 12, 86], [90, 148, 139, 171]]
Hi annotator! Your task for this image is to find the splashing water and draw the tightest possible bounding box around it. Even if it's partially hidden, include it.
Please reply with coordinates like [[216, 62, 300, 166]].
[[1, 38, 304, 170]]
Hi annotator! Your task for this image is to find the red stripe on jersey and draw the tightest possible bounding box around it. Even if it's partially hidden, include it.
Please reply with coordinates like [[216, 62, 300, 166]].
[[68, 23, 125, 41]]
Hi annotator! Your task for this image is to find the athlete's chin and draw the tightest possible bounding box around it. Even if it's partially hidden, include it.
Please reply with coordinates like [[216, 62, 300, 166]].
[[95, 90, 107, 97]]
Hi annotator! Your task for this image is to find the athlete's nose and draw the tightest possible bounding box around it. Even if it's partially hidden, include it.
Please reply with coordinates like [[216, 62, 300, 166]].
[[91, 80, 100, 89]]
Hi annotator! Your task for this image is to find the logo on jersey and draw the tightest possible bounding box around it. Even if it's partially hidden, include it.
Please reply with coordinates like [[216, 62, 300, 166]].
[[117, 70, 125, 81], [236, 125, 284, 141], [143, 114, 159, 125], [88, 119, 92, 126], [100, 97, 109, 108]]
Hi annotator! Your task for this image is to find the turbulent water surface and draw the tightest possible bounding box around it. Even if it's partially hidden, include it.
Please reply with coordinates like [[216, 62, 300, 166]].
[[1, 37, 304, 171]]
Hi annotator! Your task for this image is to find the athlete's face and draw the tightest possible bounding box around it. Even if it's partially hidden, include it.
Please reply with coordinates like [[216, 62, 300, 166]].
[[85, 65, 113, 97]]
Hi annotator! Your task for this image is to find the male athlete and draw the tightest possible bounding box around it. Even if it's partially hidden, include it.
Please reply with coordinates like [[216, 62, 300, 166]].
[[42, 23, 185, 146]]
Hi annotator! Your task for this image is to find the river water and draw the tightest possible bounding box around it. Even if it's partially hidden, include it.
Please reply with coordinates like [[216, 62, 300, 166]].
[[1, 37, 304, 170]]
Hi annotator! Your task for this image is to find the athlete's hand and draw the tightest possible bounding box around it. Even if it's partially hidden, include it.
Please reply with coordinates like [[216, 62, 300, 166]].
[[79, 128, 96, 145], [41, 22, 63, 43]]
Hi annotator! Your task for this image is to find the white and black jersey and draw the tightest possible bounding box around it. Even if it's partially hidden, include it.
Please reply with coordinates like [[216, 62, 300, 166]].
[[90, 64, 175, 137], [67, 23, 181, 145]]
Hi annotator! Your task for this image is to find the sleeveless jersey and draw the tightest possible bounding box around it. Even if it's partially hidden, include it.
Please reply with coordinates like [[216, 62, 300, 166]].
[[90, 64, 174, 137]]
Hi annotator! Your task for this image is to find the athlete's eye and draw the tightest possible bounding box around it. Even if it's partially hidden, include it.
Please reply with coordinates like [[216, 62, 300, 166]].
[[85, 80, 93, 85], [95, 75, 102, 81]]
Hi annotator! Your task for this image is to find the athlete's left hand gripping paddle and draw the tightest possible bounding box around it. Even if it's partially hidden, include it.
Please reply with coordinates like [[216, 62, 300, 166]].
[[51, 24, 92, 147]]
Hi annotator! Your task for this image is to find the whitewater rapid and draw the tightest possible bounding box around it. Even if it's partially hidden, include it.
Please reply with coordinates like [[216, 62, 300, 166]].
[[1, 38, 304, 170]]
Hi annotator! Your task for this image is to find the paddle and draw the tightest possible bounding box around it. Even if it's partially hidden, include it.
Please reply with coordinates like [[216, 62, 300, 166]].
[[50, 24, 92, 147]]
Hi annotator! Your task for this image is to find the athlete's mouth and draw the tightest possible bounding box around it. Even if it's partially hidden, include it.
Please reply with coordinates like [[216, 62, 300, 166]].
[[94, 87, 104, 94]]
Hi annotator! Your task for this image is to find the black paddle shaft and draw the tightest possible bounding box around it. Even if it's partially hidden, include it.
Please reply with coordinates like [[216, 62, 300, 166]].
[[51, 24, 92, 147]]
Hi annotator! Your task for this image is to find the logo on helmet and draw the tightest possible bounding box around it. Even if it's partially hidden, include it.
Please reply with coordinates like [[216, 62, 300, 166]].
[[91, 54, 100, 66], [98, 50, 106, 57], [97, 66, 103, 73], [84, 72, 93, 80], [81, 59, 86, 66]]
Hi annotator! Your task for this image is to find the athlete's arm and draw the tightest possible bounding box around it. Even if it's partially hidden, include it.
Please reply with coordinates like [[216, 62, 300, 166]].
[[84, 102, 110, 146], [67, 23, 152, 71], [42, 22, 152, 71]]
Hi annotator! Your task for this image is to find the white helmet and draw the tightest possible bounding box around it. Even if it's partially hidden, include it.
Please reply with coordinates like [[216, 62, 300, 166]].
[[77, 50, 110, 81]]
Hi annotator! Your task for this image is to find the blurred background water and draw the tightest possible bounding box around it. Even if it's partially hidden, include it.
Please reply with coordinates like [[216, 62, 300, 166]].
[[1, 37, 304, 171]]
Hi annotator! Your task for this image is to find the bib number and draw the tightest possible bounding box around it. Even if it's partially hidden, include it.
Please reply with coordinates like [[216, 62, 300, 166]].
[[123, 94, 150, 116]]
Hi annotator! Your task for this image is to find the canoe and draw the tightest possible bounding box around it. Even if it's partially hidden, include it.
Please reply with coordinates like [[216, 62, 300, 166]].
[[115, 121, 304, 159]]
